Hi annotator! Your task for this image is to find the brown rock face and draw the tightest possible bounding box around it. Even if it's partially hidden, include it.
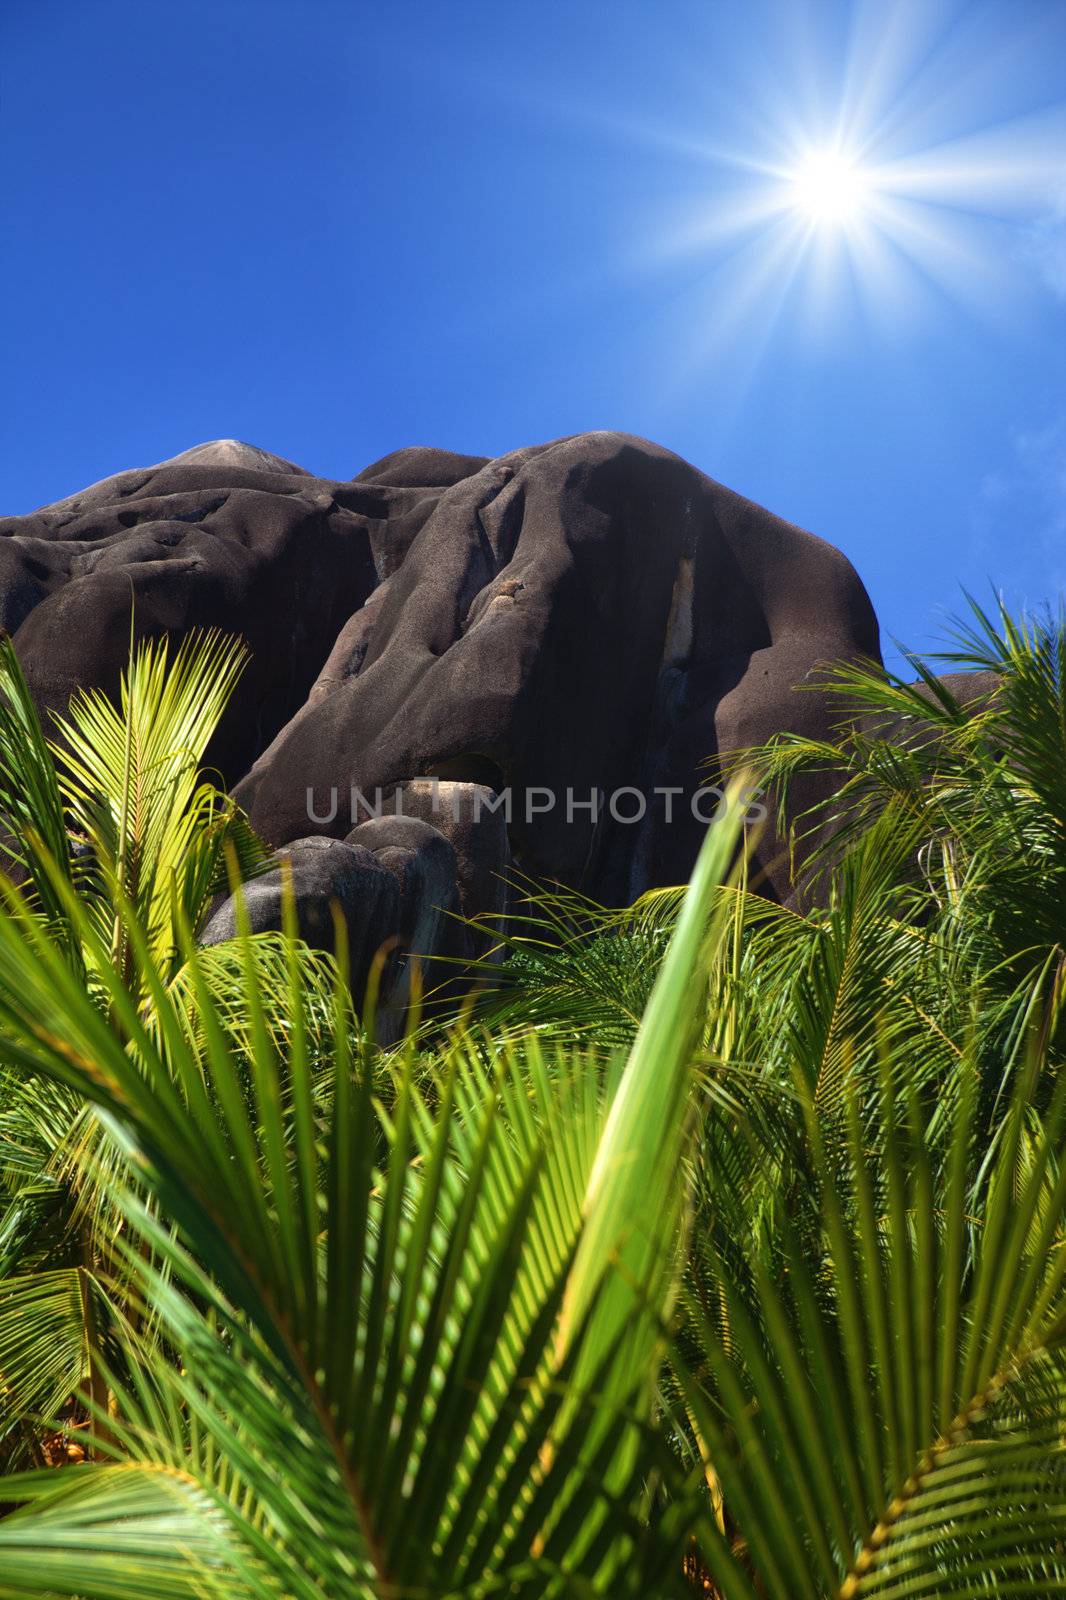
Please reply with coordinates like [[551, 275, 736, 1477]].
[[1, 430, 883, 1004]]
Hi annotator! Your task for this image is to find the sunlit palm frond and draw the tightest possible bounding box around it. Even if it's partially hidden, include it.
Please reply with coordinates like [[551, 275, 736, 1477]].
[[682, 1032, 1066, 1599], [762, 600, 1066, 947], [0, 786, 749, 1595], [0, 638, 80, 957], [56, 629, 266, 982], [0, 630, 280, 1491]]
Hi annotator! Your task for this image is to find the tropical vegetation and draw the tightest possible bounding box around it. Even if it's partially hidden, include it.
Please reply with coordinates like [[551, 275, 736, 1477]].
[[1, 602, 1066, 1596]]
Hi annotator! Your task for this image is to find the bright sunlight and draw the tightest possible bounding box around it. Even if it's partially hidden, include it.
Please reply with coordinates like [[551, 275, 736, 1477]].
[[788, 149, 869, 222]]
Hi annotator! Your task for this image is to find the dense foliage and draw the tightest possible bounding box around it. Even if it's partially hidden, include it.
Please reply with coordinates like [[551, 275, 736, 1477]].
[[1, 603, 1066, 1597]]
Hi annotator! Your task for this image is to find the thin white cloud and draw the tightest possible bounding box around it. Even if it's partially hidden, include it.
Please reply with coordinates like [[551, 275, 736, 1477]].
[[1019, 187, 1066, 299], [970, 415, 1066, 609], [1014, 415, 1066, 506]]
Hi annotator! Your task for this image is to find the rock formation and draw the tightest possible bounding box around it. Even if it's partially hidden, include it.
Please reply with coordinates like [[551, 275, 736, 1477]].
[[1, 430, 889, 1008]]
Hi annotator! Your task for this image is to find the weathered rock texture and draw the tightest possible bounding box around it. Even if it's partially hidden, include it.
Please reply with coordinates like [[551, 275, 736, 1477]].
[[2, 431, 890, 1005]]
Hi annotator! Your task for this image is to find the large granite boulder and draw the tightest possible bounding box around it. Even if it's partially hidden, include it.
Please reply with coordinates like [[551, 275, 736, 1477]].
[[236, 431, 880, 905], [1, 441, 377, 784], [1, 430, 884, 1011]]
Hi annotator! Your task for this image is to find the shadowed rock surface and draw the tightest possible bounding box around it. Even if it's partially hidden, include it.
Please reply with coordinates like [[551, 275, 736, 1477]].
[[200, 835, 400, 999], [2, 430, 889, 1009]]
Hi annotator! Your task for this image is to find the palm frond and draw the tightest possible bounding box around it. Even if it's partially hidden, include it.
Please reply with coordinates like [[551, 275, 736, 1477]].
[[56, 628, 265, 981], [0, 784, 749, 1595], [683, 1032, 1066, 1598]]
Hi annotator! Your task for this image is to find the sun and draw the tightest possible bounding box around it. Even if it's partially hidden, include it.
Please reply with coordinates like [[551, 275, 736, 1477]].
[[788, 150, 869, 223]]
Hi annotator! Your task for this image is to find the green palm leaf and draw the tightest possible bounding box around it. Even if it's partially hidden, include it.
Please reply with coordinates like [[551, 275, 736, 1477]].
[[0, 783, 749, 1595], [682, 1029, 1066, 1597]]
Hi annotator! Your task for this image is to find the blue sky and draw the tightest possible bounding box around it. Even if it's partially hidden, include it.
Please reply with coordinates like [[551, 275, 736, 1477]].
[[3, 0, 1065, 669]]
